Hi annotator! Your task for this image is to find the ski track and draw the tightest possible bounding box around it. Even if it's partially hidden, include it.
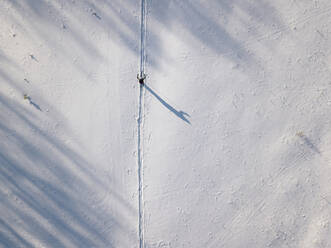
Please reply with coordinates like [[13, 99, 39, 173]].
[[138, 0, 146, 247]]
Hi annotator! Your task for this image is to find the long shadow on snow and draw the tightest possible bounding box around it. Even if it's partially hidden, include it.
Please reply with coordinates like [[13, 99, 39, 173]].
[[144, 84, 190, 124]]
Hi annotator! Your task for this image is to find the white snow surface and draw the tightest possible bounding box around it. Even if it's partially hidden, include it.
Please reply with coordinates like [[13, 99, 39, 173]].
[[1, 0, 331, 247]]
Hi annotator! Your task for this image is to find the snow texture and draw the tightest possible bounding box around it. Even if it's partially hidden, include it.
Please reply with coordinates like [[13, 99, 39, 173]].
[[1, 0, 331, 247]]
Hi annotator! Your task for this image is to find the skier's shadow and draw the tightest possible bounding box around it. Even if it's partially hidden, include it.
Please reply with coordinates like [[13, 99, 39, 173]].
[[144, 84, 190, 124]]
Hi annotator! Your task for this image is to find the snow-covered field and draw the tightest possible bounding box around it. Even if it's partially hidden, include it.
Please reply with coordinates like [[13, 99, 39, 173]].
[[1, 1, 331, 247]]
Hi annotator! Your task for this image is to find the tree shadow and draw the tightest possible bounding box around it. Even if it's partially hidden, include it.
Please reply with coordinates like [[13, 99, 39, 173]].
[[2, 0, 284, 71], [0, 85, 135, 247]]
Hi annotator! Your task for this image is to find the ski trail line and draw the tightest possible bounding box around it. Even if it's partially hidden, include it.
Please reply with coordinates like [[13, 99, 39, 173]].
[[139, 0, 146, 77], [138, 0, 146, 247], [137, 83, 144, 248]]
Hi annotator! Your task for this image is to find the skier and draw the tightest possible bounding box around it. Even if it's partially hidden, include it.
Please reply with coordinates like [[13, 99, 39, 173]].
[[137, 73, 146, 85]]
